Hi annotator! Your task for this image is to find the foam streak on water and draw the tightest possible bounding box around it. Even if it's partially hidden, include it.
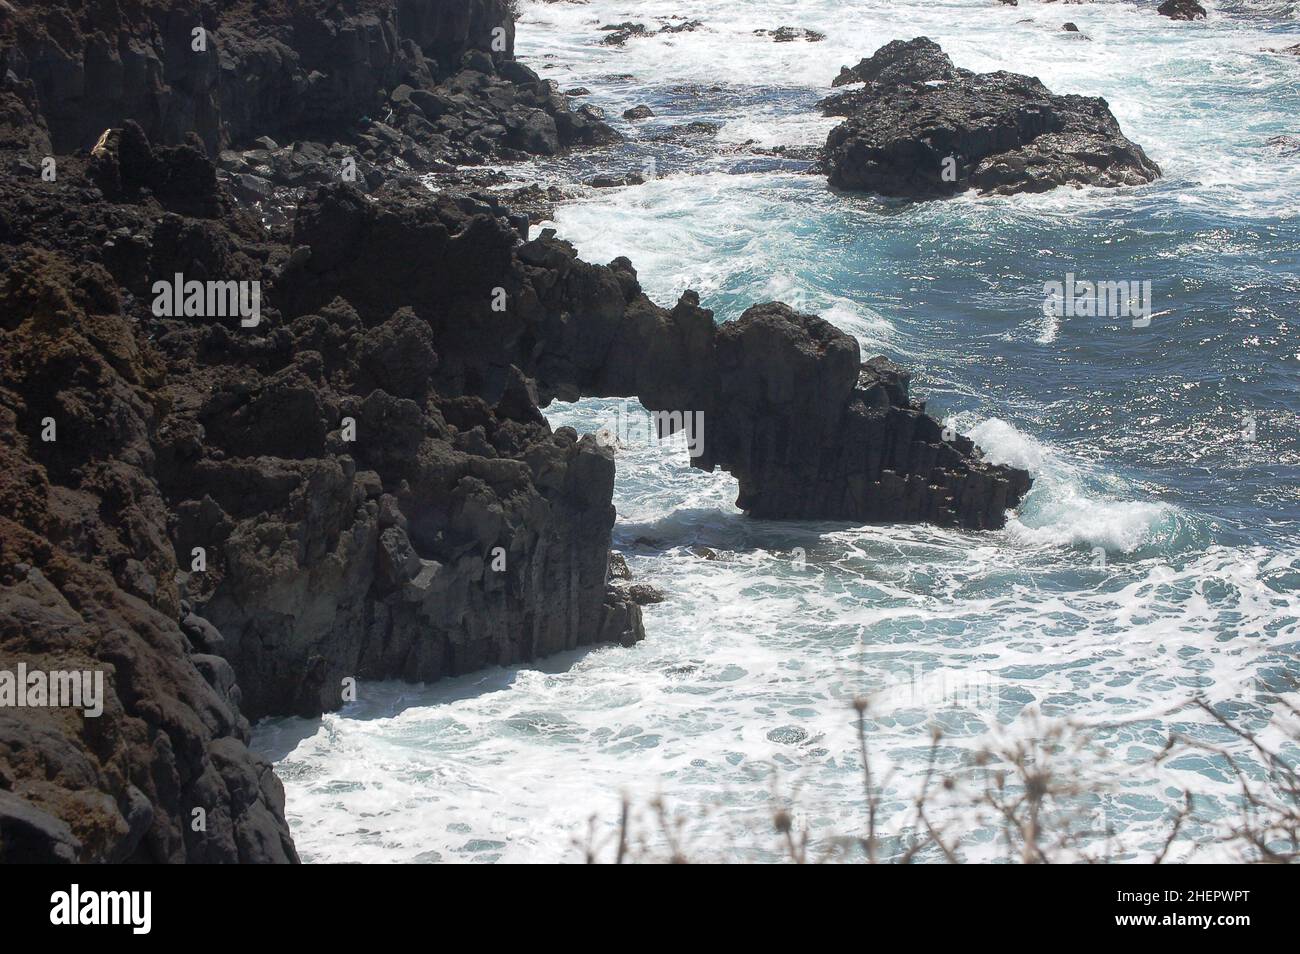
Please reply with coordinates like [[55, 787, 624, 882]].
[[255, 0, 1300, 863]]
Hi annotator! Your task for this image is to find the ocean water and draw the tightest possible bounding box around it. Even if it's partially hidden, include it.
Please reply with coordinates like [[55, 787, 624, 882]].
[[252, 0, 1300, 863]]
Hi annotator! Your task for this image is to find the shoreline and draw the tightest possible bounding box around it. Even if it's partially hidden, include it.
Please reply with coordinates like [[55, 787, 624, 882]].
[[2, 0, 1297, 866]]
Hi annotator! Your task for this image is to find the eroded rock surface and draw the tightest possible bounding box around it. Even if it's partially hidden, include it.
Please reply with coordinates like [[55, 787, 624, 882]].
[[0, 7, 1032, 867], [0, 231, 298, 864], [3, 0, 518, 154], [271, 184, 1032, 530], [1158, 0, 1207, 21], [820, 38, 1161, 198], [2, 0, 618, 220]]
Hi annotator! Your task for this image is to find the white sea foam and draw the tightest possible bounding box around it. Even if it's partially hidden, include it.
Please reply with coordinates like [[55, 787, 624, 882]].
[[256, 518, 1296, 862], [1009, 486, 1176, 553], [953, 413, 1178, 554], [257, 396, 1294, 863]]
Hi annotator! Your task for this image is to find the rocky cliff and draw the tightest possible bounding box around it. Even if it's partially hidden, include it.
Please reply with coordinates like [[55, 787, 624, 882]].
[[0, 119, 298, 861], [1, 0, 519, 154], [0, 4, 1030, 864]]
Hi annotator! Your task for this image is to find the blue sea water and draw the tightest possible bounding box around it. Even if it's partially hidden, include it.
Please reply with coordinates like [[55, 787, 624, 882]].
[[253, 0, 1300, 862]]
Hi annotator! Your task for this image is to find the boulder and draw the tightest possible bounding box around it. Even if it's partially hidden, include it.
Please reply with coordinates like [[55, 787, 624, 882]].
[[1158, 0, 1207, 20], [820, 38, 1160, 198]]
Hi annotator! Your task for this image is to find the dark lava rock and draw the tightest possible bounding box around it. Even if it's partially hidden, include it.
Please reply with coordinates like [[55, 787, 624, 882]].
[[609, 552, 633, 580], [0, 122, 648, 861], [600, 22, 654, 46], [622, 583, 666, 605], [601, 19, 703, 46], [624, 105, 656, 120], [0, 790, 81, 863], [820, 38, 1160, 198], [585, 172, 647, 188], [506, 230, 1032, 528], [754, 27, 827, 43], [1158, 0, 1207, 20], [0, 5, 1033, 870], [4, 0, 619, 212], [661, 20, 704, 35], [0, 249, 298, 864], [0, 0, 630, 867], [1, 0, 522, 155]]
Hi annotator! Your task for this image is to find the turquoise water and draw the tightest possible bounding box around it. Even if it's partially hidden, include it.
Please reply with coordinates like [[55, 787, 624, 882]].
[[253, 0, 1300, 862]]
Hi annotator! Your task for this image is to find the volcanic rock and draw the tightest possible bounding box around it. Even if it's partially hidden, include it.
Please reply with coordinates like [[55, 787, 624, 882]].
[[820, 37, 1160, 198], [754, 27, 827, 43], [1158, 0, 1207, 20], [0, 6, 1033, 869]]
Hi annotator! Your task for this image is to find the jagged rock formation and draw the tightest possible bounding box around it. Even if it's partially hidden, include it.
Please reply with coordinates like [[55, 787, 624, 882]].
[[1158, 0, 1207, 21], [0, 111, 643, 858], [1, 0, 618, 221], [272, 183, 1030, 531], [1, 0, 519, 154], [212, 50, 618, 200], [512, 256, 1032, 529], [820, 38, 1161, 198], [0, 166, 297, 861], [0, 4, 1032, 865]]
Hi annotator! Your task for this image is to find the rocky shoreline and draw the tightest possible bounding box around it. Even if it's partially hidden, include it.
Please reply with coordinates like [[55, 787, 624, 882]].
[[0, 2, 1044, 863]]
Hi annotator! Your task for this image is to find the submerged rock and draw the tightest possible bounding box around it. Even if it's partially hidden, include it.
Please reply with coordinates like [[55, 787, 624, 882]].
[[1158, 0, 1207, 20], [754, 27, 826, 43], [600, 19, 704, 46], [585, 172, 647, 188], [820, 37, 1160, 198]]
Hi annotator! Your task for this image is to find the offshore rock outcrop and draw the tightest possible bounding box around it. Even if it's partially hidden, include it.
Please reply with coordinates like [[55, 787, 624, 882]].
[[821, 38, 1161, 198], [1158, 0, 1208, 21]]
